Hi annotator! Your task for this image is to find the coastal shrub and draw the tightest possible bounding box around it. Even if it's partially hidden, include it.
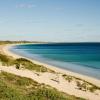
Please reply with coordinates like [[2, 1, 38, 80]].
[[0, 52, 55, 73], [76, 81, 82, 90], [0, 71, 85, 100], [14, 58, 55, 73], [62, 74, 100, 93], [0, 54, 9, 66], [81, 82, 87, 91], [88, 85, 99, 93], [0, 79, 23, 100], [0, 41, 33, 45], [76, 81, 99, 92], [15, 63, 20, 69], [0, 53, 14, 66], [62, 74, 73, 82], [0, 71, 37, 87]]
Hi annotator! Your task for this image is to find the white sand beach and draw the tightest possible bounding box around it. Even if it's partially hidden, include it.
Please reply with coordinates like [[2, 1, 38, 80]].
[[0, 44, 100, 100]]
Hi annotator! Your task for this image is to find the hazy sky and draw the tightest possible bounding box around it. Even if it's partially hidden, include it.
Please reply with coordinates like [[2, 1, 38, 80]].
[[0, 0, 100, 42]]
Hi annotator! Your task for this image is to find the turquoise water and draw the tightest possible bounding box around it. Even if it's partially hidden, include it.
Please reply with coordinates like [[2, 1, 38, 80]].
[[10, 43, 100, 79]]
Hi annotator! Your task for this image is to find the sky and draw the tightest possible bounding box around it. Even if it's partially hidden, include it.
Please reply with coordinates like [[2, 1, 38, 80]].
[[0, 0, 100, 42]]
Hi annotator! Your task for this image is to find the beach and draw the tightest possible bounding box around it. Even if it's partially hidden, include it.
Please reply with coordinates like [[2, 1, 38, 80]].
[[0, 44, 100, 100]]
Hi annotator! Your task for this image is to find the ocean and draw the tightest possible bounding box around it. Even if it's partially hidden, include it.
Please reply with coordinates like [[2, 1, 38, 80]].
[[10, 43, 100, 79]]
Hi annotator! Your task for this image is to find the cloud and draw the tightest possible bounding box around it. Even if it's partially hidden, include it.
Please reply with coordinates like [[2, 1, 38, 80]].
[[16, 4, 36, 9]]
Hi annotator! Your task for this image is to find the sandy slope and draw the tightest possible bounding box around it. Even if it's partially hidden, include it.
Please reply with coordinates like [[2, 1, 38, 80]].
[[0, 44, 100, 100]]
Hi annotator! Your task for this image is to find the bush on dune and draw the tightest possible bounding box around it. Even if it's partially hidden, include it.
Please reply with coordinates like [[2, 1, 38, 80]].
[[0, 54, 14, 66], [0, 53, 54, 73], [14, 58, 55, 73], [0, 72, 85, 100]]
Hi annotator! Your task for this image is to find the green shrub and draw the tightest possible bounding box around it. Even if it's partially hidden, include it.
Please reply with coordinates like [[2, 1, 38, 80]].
[[0, 53, 14, 66], [62, 74, 73, 82], [14, 58, 54, 73], [0, 72, 85, 100]]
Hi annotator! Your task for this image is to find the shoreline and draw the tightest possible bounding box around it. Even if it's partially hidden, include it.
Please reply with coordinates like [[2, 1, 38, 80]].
[[0, 43, 100, 100], [3, 44, 100, 87]]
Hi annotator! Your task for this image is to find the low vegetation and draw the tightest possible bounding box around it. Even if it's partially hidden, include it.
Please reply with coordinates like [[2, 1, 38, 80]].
[[0, 53, 55, 73], [0, 40, 34, 45], [0, 71, 85, 100], [14, 58, 55, 73], [62, 74, 73, 83], [62, 74, 100, 93], [0, 40, 47, 45], [0, 53, 14, 66]]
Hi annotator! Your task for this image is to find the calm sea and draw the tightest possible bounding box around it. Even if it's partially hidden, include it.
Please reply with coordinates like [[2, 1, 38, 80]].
[[10, 43, 100, 79]]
